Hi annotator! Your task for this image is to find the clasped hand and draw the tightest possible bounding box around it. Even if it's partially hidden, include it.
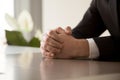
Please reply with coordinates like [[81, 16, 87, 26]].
[[40, 26, 89, 59]]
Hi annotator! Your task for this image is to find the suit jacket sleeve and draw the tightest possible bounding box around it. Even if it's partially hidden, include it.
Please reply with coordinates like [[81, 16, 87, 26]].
[[72, 0, 120, 61]]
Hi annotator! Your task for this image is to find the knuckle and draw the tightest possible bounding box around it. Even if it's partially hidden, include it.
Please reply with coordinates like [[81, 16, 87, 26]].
[[43, 43, 48, 49], [45, 36, 50, 42], [49, 39, 55, 45], [46, 45, 53, 52], [48, 46, 53, 51], [44, 43, 49, 48], [48, 30, 54, 35], [48, 42, 53, 47]]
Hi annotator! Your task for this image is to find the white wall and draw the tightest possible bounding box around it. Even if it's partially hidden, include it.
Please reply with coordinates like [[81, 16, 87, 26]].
[[42, 0, 92, 32]]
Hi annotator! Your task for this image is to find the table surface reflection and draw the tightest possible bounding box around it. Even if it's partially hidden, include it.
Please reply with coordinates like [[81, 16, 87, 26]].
[[1, 46, 120, 80]]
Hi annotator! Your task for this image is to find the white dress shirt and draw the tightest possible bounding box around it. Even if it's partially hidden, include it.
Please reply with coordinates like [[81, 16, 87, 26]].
[[87, 38, 100, 59]]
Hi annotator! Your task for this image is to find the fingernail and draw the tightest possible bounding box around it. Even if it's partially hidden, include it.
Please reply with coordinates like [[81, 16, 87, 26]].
[[50, 53, 54, 57]]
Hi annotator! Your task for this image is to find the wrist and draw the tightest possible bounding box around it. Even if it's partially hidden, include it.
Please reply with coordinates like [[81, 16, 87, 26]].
[[75, 39, 89, 58]]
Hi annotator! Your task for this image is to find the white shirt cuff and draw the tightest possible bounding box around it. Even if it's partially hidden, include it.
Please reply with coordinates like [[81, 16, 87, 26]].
[[87, 38, 100, 59]]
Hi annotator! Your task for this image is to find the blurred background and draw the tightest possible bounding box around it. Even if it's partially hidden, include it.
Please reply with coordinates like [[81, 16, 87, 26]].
[[1, 0, 109, 46]]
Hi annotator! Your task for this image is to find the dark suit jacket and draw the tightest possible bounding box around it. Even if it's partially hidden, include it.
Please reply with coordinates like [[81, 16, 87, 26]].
[[72, 0, 120, 61]]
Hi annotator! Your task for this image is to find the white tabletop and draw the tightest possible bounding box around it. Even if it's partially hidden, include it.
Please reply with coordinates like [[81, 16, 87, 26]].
[[5, 45, 40, 54], [0, 45, 40, 73], [0, 45, 120, 80]]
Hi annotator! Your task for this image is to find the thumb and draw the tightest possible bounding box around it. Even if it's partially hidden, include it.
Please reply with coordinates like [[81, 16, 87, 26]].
[[56, 27, 66, 34], [65, 26, 72, 35]]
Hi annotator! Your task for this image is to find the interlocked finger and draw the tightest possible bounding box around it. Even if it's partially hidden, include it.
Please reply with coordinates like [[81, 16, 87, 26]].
[[40, 46, 54, 58], [45, 36, 62, 49], [47, 30, 63, 43]]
